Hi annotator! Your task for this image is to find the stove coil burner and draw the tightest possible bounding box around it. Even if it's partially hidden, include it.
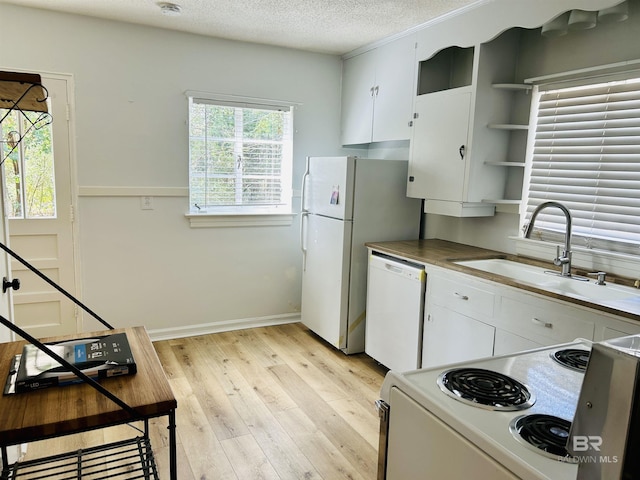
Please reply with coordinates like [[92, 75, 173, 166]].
[[551, 348, 590, 372], [510, 414, 574, 461], [437, 368, 535, 411]]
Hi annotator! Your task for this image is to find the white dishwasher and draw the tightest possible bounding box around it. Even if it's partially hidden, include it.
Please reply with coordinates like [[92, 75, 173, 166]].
[[365, 252, 426, 372]]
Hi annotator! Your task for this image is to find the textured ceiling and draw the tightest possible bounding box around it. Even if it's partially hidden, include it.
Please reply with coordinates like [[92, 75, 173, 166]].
[[0, 0, 483, 54]]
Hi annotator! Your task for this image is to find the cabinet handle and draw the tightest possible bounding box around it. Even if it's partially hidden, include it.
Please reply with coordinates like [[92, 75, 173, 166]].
[[370, 86, 375, 97], [374, 85, 379, 96], [531, 317, 553, 329], [459, 145, 466, 160], [454, 292, 469, 300]]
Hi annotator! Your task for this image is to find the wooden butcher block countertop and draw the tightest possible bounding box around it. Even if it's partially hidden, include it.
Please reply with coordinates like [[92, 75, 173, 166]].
[[365, 239, 640, 323]]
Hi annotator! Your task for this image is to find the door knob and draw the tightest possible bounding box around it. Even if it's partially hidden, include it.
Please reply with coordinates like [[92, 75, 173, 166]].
[[3, 277, 20, 293]]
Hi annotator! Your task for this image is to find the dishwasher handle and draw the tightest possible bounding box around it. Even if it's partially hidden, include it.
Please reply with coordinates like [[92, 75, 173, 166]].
[[369, 253, 425, 281], [384, 263, 404, 274]]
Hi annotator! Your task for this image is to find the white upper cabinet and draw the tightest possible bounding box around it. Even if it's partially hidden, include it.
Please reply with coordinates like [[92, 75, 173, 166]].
[[407, 32, 521, 217], [403, 0, 625, 217], [341, 49, 375, 145], [341, 34, 416, 145], [407, 88, 472, 204]]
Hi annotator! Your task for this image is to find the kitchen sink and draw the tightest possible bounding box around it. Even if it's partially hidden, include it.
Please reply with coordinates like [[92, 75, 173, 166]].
[[453, 258, 640, 305]]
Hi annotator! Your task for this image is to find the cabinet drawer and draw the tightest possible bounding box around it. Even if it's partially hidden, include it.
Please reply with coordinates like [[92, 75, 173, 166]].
[[429, 274, 495, 319], [500, 297, 594, 344]]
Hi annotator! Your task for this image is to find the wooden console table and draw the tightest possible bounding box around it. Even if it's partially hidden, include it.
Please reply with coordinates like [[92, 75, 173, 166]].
[[0, 326, 177, 479]]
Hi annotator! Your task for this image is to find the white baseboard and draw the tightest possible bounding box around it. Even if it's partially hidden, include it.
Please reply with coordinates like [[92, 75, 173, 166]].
[[147, 313, 301, 342]]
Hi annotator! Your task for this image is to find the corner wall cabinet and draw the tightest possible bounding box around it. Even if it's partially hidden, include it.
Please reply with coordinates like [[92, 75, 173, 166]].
[[407, 29, 528, 217], [341, 34, 416, 145]]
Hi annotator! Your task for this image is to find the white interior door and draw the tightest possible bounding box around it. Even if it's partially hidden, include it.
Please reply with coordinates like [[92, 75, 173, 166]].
[[301, 213, 352, 350], [5, 74, 79, 337]]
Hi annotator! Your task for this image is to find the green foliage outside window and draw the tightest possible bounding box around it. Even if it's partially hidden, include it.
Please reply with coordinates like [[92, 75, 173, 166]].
[[189, 100, 291, 211], [0, 109, 56, 219]]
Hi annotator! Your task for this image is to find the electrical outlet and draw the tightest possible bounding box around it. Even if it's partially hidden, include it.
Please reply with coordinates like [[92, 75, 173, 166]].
[[141, 196, 154, 210]]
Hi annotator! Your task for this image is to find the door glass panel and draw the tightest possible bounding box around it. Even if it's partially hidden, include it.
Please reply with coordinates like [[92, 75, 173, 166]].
[[1, 108, 56, 219]]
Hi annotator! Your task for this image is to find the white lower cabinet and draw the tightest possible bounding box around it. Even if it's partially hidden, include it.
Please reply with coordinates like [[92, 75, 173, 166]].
[[423, 265, 640, 367], [422, 303, 495, 368]]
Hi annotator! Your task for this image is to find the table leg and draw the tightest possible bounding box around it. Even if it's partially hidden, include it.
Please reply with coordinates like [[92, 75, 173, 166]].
[[168, 410, 177, 480], [1, 445, 7, 480]]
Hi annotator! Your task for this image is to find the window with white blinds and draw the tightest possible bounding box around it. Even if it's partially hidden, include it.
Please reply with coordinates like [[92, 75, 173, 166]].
[[523, 76, 640, 255], [188, 96, 293, 213]]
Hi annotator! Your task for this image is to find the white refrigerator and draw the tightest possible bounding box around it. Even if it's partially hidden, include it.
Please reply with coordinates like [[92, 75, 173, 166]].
[[300, 156, 421, 354]]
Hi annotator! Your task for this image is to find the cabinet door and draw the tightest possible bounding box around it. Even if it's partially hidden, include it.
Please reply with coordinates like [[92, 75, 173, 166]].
[[372, 35, 416, 143], [341, 51, 375, 145], [407, 89, 471, 201], [422, 303, 494, 368]]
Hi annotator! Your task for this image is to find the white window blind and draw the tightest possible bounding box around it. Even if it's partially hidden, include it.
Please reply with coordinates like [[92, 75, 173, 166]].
[[524, 76, 640, 255], [188, 96, 293, 213]]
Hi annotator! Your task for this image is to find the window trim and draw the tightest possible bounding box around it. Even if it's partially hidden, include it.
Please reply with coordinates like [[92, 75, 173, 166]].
[[186, 91, 297, 224], [185, 211, 295, 228]]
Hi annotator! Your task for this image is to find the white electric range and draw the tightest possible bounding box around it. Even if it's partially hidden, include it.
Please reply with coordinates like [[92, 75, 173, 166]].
[[377, 341, 591, 480]]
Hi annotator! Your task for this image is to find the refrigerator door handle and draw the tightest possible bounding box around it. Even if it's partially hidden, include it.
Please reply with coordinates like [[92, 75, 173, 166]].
[[301, 156, 310, 214], [300, 156, 311, 270], [300, 211, 308, 270]]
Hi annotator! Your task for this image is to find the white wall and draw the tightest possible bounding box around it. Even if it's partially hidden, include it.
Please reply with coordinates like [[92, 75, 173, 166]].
[[0, 4, 347, 338]]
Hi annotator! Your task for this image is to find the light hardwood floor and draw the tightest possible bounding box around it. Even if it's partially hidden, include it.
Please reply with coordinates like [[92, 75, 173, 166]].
[[22, 323, 389, 479]]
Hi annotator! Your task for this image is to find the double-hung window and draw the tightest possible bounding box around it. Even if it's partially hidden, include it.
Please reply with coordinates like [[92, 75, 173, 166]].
[[187, 94, 293, 222], [522, 75, 640, 257]]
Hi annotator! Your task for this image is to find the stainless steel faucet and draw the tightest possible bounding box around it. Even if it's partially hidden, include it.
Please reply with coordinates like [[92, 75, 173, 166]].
[[524, 201, 573, 277]]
